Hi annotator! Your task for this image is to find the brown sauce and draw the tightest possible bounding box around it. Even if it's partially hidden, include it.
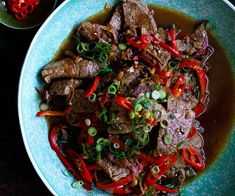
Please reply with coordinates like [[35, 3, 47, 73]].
[[52, 5, 235, 176]]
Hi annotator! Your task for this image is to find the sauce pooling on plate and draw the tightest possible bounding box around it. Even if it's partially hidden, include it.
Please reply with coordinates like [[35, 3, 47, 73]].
[[36, 0, 234, 195]]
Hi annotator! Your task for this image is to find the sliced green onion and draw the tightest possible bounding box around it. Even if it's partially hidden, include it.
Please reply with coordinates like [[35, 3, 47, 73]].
[[135, 104, 142, 112], [144, 92, 150, 99], [97, 138, 110, 145], [108, 85, 117, 95], [40, 103, 49, 111], [158, 89, 166, 99], [143, 124, 152, 133], [96, 143, 102, 152], [160, 119, 170, 128], [118, 43, 127, 51], [88, 127, 97, 136], [151, 165, 160, 174], [185, 167, 197, 178], [151, 91, 160, 100], [168, 59, 180, 70], [96, 66, 113, 74], [154, 110, 162, 120], [85, 119, 91, 126], [129, 111, 135, 119], [143, 101, 150, 109], [88, 93, 97, 103], [113, 143, 120, 149], [177, 141, 186, 149], [163, 133, 173, 145], [71, 181, 84, 189], [143, 111, 151, 119]]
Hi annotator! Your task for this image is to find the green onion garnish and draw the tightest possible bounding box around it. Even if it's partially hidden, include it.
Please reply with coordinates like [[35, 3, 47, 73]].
[[158, 89, 166, 99], [113, 143, 120, 149], [160, 119, 170, 128], [118, 43, 127, 51], [168, 59, 180, 70], [88, 127, 97, 136], [163, 133, 173, 145], [135, 104, 142, 112], [151, 165, 160, 174], [88, 93, 97, 103], [71, 181, 84, 189], [39, 103, 49, 111], [96, 143, 102, 152], [129, 111, 135, 119], [151, 91, 160, 100], [108, 85, 117, 95]]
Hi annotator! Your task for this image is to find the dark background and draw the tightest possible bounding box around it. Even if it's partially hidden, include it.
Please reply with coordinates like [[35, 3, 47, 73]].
[[0, 1, 234, 196]]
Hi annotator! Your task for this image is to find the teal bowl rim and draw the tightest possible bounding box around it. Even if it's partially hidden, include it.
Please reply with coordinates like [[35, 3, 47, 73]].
[[18, 0, 235, 195], [0, 0, 58, 30], [18, 0, 68, 194]]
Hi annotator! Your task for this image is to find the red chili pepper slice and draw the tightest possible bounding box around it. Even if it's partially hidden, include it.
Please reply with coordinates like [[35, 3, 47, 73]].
[[115, 96, 133, 111], [48, 126, 92, 190], [65, 148, 93, 183], [75, 159, 93, 183], [182, 147, 205, 170], [172, 74, 186, 97], [112, 187, 134, 195], [133, 55, 155, 68], [87, 133, 95, 145], [96, 174, 133, 190], [187, 127, 197, 139], [145, 154, 177, 187], [84, 76, 101, 98], [156, 184, 178, 193], [127, 36, 149, 49], [178, 59, 202, 70], [36, 110, 66, 117], [108, 134, 128, 150], [157, 41, 183, 59], [178, 60, 209, 117], [87, 164, 100, 171], [168, 28, 177, 50]]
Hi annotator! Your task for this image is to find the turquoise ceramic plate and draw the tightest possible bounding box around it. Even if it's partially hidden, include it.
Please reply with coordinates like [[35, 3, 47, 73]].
[[18, 0, 235, 195]]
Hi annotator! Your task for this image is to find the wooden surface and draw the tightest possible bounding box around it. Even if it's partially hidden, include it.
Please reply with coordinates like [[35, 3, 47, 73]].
[[0, 1, 234, 195]]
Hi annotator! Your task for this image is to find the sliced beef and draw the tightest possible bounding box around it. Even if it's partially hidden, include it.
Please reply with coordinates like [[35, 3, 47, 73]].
[[49, 79, 81, 96], [108, 4, 123, 32], [120, 66, 140, 87], [107, 101, 133, 134], [76, 22, 117, 43], [154, 93, 198, 156], [190, 21, 208, 52], [122, 0, 157, 36], [41, 57, 105, 83], [71, 90, 98, 113], [98, 158, 130, 181], [108, 154, 132, 168], [141, 45, 171, 69]]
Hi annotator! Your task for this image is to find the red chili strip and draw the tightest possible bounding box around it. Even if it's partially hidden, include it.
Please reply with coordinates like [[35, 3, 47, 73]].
[[84, 76, 101, 98], [112, 187, 134, 195], [65, 148, 93, 183], [96, 174, 133, 190], [36, 110, 65, 117], [133, 55, 155, 68], [48, 126, 92, 190], [178, 60, 209, 117], [172, 74, 186, 97], [168, 28, 177, 50], [157, 41, 183, 59], [87, 164, 100, 171], [187, 127, 197, 139], [156, 184, 178, 193], [182, 147, 205, 170], [115, 96, 133, 111]]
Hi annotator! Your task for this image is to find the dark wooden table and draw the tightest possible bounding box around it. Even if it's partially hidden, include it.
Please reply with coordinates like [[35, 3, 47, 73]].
[[0, 1, 234, 196]]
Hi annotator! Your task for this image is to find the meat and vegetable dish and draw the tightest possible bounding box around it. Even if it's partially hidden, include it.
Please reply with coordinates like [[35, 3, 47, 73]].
[[36, 0, 215, 195]]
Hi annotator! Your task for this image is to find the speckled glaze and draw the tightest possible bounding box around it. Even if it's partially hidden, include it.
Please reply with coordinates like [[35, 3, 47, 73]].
[[18, 0, 235, 195]]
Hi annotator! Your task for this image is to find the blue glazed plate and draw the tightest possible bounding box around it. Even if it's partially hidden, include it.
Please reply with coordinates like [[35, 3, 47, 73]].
[[18, 0, 235, 195]]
